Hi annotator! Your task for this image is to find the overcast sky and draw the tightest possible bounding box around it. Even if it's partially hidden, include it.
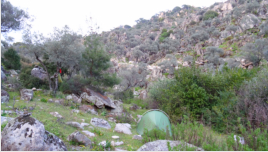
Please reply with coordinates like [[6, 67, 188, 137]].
[[4, 0, 226, 42]]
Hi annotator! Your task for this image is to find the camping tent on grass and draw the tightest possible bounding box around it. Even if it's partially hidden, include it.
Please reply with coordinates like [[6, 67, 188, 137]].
[[136, 109, 172, 136]]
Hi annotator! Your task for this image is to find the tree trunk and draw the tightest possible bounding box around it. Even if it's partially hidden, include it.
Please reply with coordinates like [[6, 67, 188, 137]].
[[35, 54, 52, 91]]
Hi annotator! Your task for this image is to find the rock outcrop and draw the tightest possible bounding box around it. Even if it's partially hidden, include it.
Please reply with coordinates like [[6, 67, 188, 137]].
[[1, 113, 67, 151], [114, 123, 132, 135], [67, 131, 92, 147]]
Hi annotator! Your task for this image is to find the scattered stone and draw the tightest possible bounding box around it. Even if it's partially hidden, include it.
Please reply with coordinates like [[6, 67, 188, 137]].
[[66, 122, 84, 129], [55, 100, 60, 104], [82, 130, 95, 137], [111, 141, 124, 146], [66, 95, 72, 100], [1, 90, 10, 103], [90, 118, 111, 129], [88, 126, 94, 129], [108, 117, 116, 123], [133, 135, 143, 140], [48, 99, 54, 103], [234, 135, 245, 145], [112, 136, 120, 139], [1, 113, 67, 151], [67, 131, 92, 147], [80, 92, 105, 109], [20, 89, 34, 101], [32, 87, 37, 91], [98, 141, 107, 147], [137, 140, 204, 151], [49, 112, 63, 119], [1, 110, 14, 115], [71, 109, 80, 114], [115, 148, 126, 151], [81, 123, 90, 128], [114, 123, 132, 135], [81, 119, 85, 122], [129, 104, 139, 111]]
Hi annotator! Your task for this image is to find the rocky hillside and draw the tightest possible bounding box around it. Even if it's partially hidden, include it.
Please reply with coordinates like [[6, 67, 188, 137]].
[[97, 0, 268, 94]]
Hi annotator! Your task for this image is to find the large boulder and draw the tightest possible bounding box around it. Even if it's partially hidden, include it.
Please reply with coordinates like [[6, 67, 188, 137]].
[[31, 65, 47, 80], [72, 94, 81, 104], [1, 90, 9, 103], [20, 89, 34, 101], [90, 118, 111, 129], [240, 14, 260, 30], [1, 113, 67, 151], [67, 131, 92, 147], [137, 140, 204, 151], [1, 116, 14, 124], [114, 123, 132, 135], [110, 100, 124, 115], [81, 88, 116, 109]]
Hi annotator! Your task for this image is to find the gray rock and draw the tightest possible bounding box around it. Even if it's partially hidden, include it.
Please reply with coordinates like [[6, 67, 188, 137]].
[[137, 140, 204, 151], [80, 92, 105, 108], [71, 109, 79, 114], [133, 135, 143, 140], [66, 122, 83, 129], [1, 116, 14, 124], [108, 117, 116, 123], [114, 123, 132, 135], [1, 70, 7, 81], [66, 95, 72, 100], [82, 130, 95, 137], [115, 148, 126, 151], [9, 69, 18, 76], [79, 104, 98, 115], [111, 141, 124, 146], [1, 113, 67, 151], [1, 90, 9, 103], [50, 112, 63, 119], [240, 14, 260, 30], [81, 123, 90, 128], [20, 89, 33, 101], [72, 94, 81, 104], [110, 100, 123, 115], [90, 118, 111, 129], [31, 66, 47, 80], [48, 99, 54, 103], [67, 131, 92, 147]]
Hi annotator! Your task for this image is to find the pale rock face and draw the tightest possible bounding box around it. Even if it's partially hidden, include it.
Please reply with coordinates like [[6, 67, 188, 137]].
[[114, 123, 132, 135], [221, 2, 233, 11], [240, 14, 260, 30], [90, 118, 111, 129], [1, 70, 7, 81], [72, 94, 81, 104], [20, 89, 33, 101], [1, 113, 67, 151]]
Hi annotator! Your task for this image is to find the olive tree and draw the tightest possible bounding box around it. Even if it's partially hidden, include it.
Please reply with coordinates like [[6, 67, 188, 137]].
[[242, 39, 268, 66], [158, 54, 178, 74], [1, 0, 31, 33], [226, 25, 239, 36], [204, 46, 224, 66]]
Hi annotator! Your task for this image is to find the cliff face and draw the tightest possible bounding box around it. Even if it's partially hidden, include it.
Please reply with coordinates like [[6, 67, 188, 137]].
[[100, 0, 268, 94]]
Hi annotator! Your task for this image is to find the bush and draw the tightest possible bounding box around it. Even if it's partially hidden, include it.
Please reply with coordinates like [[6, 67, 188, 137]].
[[113, 90, 134, 101], [2, 48, 21, 70], [40, 98, 47, 103], [59, 76, 89, 95], [6, 76, 23, 91], [203, 11, 218, 20]]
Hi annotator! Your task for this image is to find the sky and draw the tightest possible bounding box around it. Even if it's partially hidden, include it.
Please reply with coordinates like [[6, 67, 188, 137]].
[[4, 0, 226, 43]]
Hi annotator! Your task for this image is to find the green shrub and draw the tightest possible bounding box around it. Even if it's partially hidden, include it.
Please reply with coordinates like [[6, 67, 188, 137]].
[[40, 98, 47, 103], [113, 89, 134, 101], [203, 11, 218, 20], [1, 122, 8, 132], [142, 128, 169, 143], [59, 76, 89, 95], [2, 48, 21, 70]]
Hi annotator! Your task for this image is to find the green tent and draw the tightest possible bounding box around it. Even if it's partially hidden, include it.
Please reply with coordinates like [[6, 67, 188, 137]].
[[136, 109, 172, 136]]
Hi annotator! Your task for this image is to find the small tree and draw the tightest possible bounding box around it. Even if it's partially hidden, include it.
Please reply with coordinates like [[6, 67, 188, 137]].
[[203, 11, 218, 20], [82, 34, 120, 88], [2, 48, 21, 70], [246, 1, 260, 13], [158, 54, 178, 75], [132, 48, 144, 62], [242, 39, 268, 66]]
